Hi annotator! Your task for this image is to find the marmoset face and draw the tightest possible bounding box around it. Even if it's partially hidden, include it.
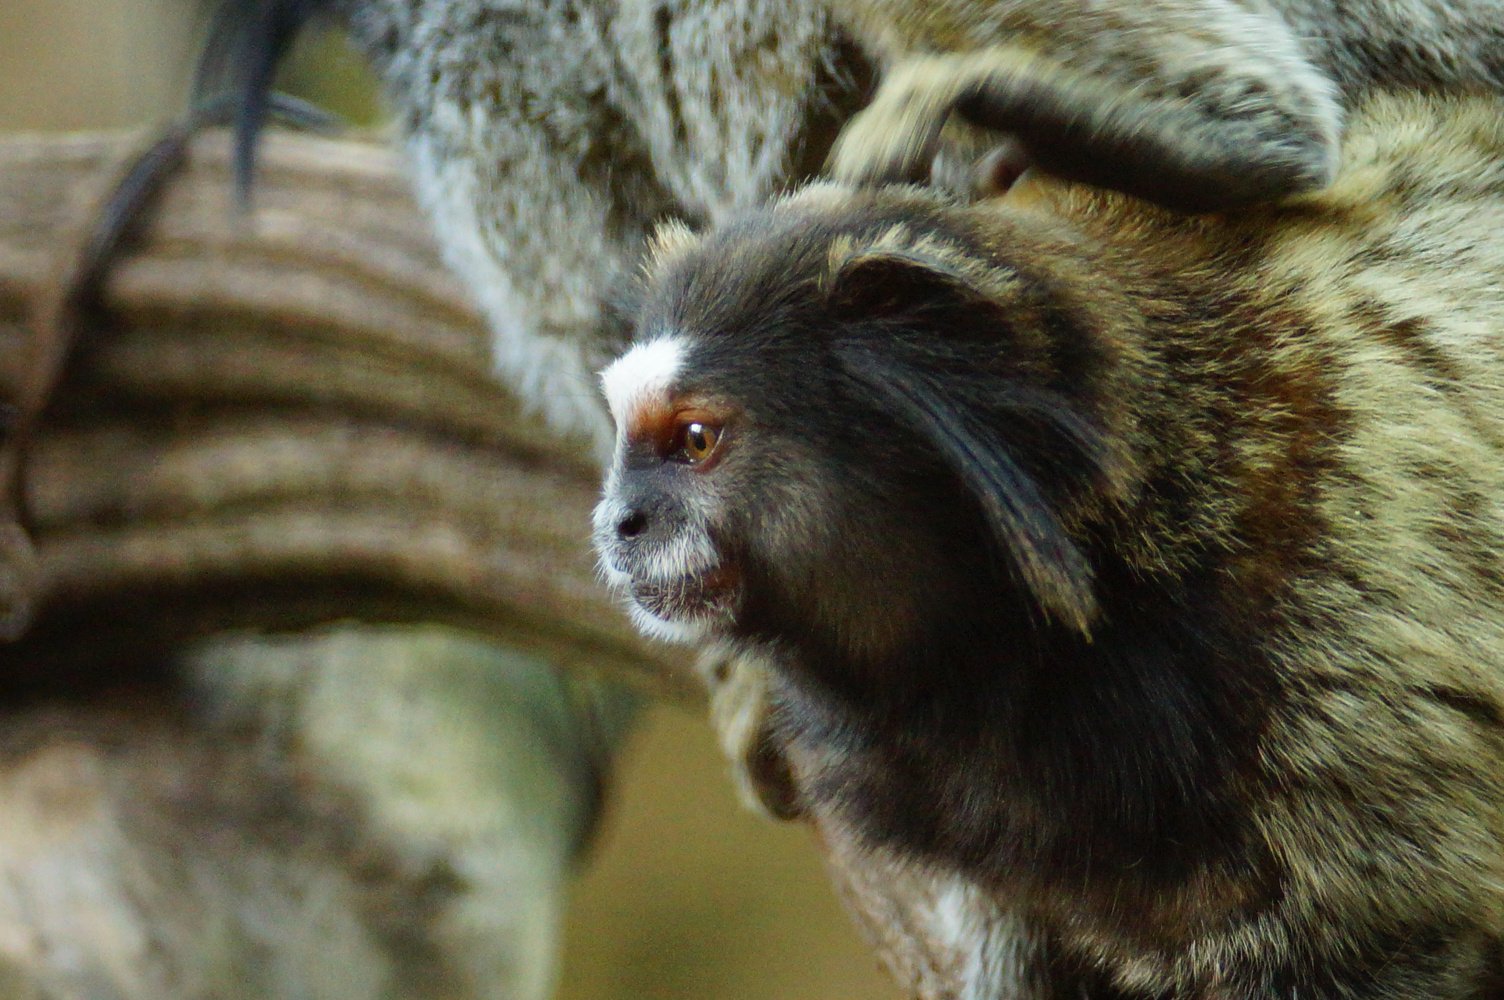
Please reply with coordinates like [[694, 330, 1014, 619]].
[[592, 183, 1117, 658], [591, 334, 743, 645], [589, 310, 923, 658]]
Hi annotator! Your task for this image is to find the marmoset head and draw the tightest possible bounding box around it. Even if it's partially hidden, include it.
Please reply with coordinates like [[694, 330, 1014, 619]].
[[593, 184, 1135, 666]]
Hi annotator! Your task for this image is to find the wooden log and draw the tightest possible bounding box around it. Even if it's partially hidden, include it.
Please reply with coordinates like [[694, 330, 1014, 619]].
[[0, 128, 692, 700]]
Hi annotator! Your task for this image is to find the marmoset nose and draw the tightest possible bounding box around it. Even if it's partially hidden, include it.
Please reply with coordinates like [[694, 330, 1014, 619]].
[[616, 510, 648, 539]]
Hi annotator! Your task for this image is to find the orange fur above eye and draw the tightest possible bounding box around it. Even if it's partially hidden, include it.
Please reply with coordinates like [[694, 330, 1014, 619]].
[[627, 402, 728, 459], [625, 402, 677, 450]]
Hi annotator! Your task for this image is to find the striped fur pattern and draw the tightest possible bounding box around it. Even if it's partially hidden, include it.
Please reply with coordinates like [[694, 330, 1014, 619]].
[[599, 92, 1504, 997], [828, 0, 1504, 211]]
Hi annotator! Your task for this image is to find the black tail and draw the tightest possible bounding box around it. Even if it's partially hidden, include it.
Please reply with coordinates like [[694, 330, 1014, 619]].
[[196, 0, 340, 197]]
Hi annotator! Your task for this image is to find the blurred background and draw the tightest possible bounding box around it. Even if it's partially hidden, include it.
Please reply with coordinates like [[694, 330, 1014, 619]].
[[0, 1, 896, 998]]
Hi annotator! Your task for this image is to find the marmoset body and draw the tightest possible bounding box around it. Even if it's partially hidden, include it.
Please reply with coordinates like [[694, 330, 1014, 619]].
[[828, 0, 1504, 210], [595, 91, 1504, 998]]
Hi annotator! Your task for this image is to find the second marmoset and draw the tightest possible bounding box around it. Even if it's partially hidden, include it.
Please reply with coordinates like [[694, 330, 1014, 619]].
[[828, 0, 1504, 210]]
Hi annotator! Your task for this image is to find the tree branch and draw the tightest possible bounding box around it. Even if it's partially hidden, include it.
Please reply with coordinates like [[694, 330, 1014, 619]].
[[0, 128, 692, 699]]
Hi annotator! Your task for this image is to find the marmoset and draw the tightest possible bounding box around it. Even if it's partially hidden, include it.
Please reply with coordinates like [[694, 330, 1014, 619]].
[[204, 4, 1504, 991], [594, 90, 1504, 997]]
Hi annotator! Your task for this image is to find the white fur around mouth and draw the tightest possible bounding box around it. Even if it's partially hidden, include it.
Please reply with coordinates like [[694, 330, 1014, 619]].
[[624, 564, 741, 644]]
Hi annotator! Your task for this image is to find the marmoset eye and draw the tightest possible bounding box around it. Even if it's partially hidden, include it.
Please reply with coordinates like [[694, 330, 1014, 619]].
[[674, 420, 720, 464]]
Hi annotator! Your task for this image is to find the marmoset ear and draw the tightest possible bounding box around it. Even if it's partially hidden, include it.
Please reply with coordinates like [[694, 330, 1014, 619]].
[[644, 218, 704, 275], [837, 341, 1098, 633], [829, 251, 1098, 634], [827, 250, 1000, 324]]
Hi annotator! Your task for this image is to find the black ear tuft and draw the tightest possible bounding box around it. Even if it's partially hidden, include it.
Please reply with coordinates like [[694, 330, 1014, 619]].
[[834, 339, 1099, 634], [196, 0, 340, 199], [828, 252, 987, 321]]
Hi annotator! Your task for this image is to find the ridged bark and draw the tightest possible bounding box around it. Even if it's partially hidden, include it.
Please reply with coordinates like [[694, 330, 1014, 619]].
[[0, 128, 688, 699]]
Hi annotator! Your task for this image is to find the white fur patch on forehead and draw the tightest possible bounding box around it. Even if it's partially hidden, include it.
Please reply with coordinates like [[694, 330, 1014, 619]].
[[600, 335, 687, 427]]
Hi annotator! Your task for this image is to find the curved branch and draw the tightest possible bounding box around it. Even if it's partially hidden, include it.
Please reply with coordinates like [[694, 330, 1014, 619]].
[[0, 128, 693, 699]]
